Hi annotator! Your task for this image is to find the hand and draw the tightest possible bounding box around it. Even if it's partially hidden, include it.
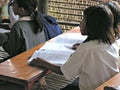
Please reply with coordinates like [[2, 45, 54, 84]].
[[72, 43, 80, 50]]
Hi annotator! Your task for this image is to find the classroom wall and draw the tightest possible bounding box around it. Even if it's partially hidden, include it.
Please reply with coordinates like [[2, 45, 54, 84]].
[[47, 0, 120, 32]]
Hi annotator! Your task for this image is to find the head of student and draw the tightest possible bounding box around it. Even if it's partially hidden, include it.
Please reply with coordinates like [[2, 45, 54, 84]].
[[104, 1, 120, 39], [12, 0, 43, 33], [80, 5, 115, 44], [12, 0, 38, 16]]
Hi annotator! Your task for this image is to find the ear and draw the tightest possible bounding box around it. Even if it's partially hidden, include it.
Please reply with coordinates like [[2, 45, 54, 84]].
[[19, 7, 25, 13]]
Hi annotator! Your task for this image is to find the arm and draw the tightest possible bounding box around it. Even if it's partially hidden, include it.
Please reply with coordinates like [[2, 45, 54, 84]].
[[30, 58, 63, 75], [2, 23, 25, 57], [72, 43, 80, 50]]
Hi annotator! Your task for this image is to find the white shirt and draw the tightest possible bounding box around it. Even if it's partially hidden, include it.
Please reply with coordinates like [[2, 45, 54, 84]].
[[9, 6, 19, 28], [61, 40, 119, 90]]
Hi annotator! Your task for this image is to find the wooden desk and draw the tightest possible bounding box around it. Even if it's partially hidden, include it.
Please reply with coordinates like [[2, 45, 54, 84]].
[[96, 72, 120, 90], [0, 27, 80, 90], [0, 43, 45, 90]]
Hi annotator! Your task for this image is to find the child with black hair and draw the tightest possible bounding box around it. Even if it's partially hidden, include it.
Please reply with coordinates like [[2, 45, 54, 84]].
[[0, 0, 49, 89], [104, 1, 120, 39], [30, 5, 120, 90], [0, 0, 47, 58], [63, 1, 120, 89]]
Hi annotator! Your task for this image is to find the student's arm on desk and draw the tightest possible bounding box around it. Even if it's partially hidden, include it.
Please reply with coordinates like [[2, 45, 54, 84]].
[[29, 57, 63, 75]]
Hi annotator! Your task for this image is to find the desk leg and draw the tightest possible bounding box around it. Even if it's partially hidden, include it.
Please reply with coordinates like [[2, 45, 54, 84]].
[[27, 70, 52, 90], [27, 77, 40, 90]]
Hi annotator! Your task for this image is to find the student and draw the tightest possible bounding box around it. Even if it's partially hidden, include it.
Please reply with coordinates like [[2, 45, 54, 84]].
[[72, 1, 120, 50], [0, 0, 9, 19], [8, 0, 19, 28], [0, 0, 10, 29], [0, 0, 19, 30], [64, 2, 120, 89], [104, 1, 120, 39], [31, 5, 120, 90], [0, 0, 47, 58]]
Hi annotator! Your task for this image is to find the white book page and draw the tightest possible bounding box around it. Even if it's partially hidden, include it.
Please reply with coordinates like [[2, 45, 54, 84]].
[[28, 33, 86, 65], [53, 33, 87, 47], [28, 42, 75, 65], [28, 50, 72, 65], [39, 42, 74, 53]]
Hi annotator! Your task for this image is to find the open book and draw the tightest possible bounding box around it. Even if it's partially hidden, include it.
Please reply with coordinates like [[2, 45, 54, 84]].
[[53, 33, 87, 47], [28, 33, 87, 65]]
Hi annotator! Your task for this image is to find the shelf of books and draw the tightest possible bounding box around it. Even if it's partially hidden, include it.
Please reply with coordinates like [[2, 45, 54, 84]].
[[47, 0, 120, 32]]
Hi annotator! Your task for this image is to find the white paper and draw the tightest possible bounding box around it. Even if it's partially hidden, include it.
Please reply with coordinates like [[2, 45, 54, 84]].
[[0, 28, 10, 33], [28, 50, 73, 65]]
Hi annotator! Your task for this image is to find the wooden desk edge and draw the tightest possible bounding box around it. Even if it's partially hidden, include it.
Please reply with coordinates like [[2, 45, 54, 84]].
[[0, 43, 45, 85], [96, 72, 120, 90]]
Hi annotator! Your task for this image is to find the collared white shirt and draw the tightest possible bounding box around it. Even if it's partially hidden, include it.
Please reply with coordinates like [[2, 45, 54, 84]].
[[61, 40, 119, 90]]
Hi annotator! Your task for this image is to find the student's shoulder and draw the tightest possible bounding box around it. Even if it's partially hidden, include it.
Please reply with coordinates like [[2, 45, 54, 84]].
[[78, 40, 104, 50], [15, 20, 31, 24], [13, 21, 32, 28]]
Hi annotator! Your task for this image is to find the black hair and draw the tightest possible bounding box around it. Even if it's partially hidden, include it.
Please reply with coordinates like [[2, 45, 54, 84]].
[[15, 0, 44, 34], [83, 5, 115, 44], [104, 1, 120, 39], [8, 0, 14, 6]]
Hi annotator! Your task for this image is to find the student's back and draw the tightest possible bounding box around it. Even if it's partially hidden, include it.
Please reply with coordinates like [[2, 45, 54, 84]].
[[0, 0, 47, 57], [8, 19, 46, 56], [61, 5, 119, 90]]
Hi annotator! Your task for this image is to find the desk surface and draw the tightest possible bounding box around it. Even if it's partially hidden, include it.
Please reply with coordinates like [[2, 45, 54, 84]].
[[96, 72, 120, 90], [0, 43, 45, 85], [0, 27, 80, 85]]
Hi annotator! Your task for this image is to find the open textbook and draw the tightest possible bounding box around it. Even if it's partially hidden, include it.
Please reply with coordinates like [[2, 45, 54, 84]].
[[53, 33, 87, 47], [28, 33, 87, 65]]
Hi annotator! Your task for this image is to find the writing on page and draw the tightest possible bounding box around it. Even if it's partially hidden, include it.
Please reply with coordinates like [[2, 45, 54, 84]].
[[28, 33, 87, 66], [28, 42, 75, 65]]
